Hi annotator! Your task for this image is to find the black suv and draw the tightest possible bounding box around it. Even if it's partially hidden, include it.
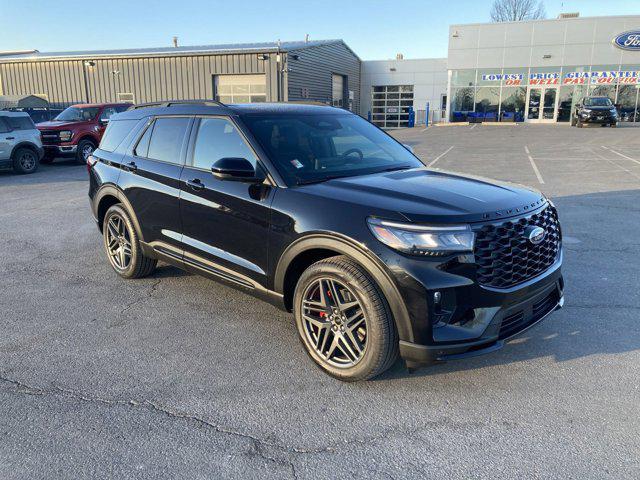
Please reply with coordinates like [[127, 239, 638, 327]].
[[88, 101, 564, 381], [571, 96, 618, 127]]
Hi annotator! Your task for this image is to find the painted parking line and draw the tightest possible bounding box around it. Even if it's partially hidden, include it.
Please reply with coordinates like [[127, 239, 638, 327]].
[[593, 147, 640, 182], [427, 146, 454, 167], [469, 124, 477, 130], [524, 146, 545, 184], [601, 146, 640, 166]]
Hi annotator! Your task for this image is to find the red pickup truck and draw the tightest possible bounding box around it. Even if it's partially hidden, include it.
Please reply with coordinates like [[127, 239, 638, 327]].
[[37, 103, 131, 164]]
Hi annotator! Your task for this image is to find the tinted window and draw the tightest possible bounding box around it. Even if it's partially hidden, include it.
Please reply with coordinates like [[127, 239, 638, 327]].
[[55, 107, 100, 122], [191, 118, 258, 170], [146, 117, 190, 164], [584, 97, 613, 107], [99, 119, 138, 152], [134, 123, 153, 157], [243, 113, 423, 186], [100, 107, 119, 120], [5, 116, 35, 130], [116, 105, 130, 113], [0, 118, 10, 134]]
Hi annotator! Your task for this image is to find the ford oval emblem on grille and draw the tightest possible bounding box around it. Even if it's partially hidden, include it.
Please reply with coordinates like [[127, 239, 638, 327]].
[[526, 226, 546, 245]]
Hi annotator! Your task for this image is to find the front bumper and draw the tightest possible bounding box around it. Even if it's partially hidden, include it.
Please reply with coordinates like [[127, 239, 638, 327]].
[[400, 275, 564, 365], [43, 144, 77, 158], [580, 113, 617, 124]]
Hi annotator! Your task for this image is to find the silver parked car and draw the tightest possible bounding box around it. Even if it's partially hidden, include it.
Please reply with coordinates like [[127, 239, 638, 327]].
[[0, 111, 44, 174]]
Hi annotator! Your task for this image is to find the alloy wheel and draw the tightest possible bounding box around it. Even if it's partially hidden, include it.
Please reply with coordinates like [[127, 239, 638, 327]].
[[105, 213, 133, 270], [81, 144, 94, 160], [301, 278, 367, 368], [19, 151, 36, 171]]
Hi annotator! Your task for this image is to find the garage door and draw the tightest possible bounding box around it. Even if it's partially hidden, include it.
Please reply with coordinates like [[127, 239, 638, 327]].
[[215, 75, 267, 104], [371, 85, 414, 128]]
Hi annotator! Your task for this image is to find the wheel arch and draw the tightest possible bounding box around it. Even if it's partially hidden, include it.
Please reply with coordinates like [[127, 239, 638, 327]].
[[275, 233, 415, 343], [76, 134, 99, 147], [94, 185, 144, 242], [10, 141, 40, 159]]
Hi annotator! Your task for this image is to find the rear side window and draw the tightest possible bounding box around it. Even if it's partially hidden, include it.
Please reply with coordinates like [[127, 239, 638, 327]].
[[0, 118, 10, 133], [5, 116, 35, 130], [99, 119, 139, 152], [142, 117, 190, 164]]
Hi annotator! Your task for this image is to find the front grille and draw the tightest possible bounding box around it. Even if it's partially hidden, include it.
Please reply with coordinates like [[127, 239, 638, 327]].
[[39, 130, 61, 144], [474, 205, 561, 289]]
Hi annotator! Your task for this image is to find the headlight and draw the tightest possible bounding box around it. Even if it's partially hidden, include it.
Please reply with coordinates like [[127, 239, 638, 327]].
[[582, 109, 592, 114], [367, 218, 475, 256], [59, 130, 73, 141]]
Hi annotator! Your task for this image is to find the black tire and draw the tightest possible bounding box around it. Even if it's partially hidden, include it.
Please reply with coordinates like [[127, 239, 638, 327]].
[[576, 119, 583, 128], [12, 147, 39, 174], [293, 255, 399, 381], [102, 204, 157, 279], [611, 122, 617, 128], [76, 139, 96, 165]]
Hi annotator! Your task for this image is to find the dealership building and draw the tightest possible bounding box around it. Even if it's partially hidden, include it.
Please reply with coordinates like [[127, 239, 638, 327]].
[[0, 13, 639, 125]]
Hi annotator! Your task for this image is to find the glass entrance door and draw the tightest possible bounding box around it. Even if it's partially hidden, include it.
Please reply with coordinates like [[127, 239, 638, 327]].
[[526, 87, 558, 122]]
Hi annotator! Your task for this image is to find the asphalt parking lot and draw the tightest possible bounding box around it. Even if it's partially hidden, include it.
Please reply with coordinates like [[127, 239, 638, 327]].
[[1, 123, 639, 479]]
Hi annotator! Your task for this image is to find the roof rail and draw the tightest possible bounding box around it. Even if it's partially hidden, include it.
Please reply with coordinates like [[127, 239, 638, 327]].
[[128, 99, 226, 110]]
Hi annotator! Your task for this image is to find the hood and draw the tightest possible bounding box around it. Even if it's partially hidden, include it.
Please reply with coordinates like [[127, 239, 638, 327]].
[[36, 120, 86, 129], [299, 168, 546, 224]]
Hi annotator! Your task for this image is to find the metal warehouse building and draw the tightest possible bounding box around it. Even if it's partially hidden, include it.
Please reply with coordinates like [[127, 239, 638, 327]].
[[0, 40, 361, 113]]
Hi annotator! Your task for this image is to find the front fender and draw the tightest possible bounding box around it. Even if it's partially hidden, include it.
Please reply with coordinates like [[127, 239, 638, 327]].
[[274, 232, 416, 343]]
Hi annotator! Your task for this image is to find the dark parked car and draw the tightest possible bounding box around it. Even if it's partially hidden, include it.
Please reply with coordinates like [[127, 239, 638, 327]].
[[37, 103, 130, 164], [571, 96, 618, 127], [88, 101, 564, 381]]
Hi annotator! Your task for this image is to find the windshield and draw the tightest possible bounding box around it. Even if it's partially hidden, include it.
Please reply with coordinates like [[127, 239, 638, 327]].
[[584, 97, 613, 107], [242, 113, 423, 186], [54, 106, 100, 122]]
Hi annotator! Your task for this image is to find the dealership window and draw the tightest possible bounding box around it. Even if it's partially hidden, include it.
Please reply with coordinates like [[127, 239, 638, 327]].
[[451, 70, 476, 87], [477, 69, 502, 87], [370, 85, 414, 128], [617, 84, 639, 122], [215, 74, 266, 104], [499, 87, 526, 120], [450, 87, 474, 122], [474, 87, 500, 117]]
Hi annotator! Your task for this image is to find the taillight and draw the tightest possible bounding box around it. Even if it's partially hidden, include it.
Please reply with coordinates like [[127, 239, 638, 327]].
[[86, 154, 98, 173]]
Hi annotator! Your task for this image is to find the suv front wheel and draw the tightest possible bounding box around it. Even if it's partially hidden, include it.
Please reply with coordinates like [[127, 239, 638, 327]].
[[293, 256, 399, 381], [102, 204, 157, 279], [12, 147, 39, 174]]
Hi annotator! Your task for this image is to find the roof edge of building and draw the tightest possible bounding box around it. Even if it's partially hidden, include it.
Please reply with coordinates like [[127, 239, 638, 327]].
[[449, 13, 640, 29]]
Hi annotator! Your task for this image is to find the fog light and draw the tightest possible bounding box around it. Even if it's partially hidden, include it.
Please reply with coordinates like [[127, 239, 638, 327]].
[[433, 291, 441, 305]]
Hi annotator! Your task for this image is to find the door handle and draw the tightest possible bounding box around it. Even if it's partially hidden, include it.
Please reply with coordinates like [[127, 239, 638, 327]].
[[123, 161, 137, 172], [186, 178, 204, 191], [6, 137, 15, 140]]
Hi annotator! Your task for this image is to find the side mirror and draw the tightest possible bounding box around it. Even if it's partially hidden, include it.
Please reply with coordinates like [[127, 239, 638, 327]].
[[212, 157, 264, 182], [99, 118, 110, 125]]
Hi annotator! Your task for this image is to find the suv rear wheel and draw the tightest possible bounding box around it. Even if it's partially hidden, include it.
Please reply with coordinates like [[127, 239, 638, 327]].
[[12, 147, 39, 174], [76, 139, 96, 165], [293, 255, 399, 381], [103, 204, 157, 279]]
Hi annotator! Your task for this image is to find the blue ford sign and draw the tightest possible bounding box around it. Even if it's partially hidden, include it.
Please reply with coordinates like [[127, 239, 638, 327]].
[[613, 31, 640, 50]]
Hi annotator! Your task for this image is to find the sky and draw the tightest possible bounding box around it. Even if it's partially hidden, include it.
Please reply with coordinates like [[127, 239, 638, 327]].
[[1, 0, 639, 60]]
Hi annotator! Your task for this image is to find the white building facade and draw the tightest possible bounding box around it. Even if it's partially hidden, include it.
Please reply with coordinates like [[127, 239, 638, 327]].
[[360, 58, 448, 127], [446, 14, 640, 123]]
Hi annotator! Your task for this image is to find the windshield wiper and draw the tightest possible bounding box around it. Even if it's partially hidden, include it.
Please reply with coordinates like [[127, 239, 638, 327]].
[[296, 175, 347, 185], [375, 165, 413, 173]]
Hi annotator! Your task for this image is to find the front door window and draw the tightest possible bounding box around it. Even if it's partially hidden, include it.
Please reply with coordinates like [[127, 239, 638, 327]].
[[527, 89, 541, 120]]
